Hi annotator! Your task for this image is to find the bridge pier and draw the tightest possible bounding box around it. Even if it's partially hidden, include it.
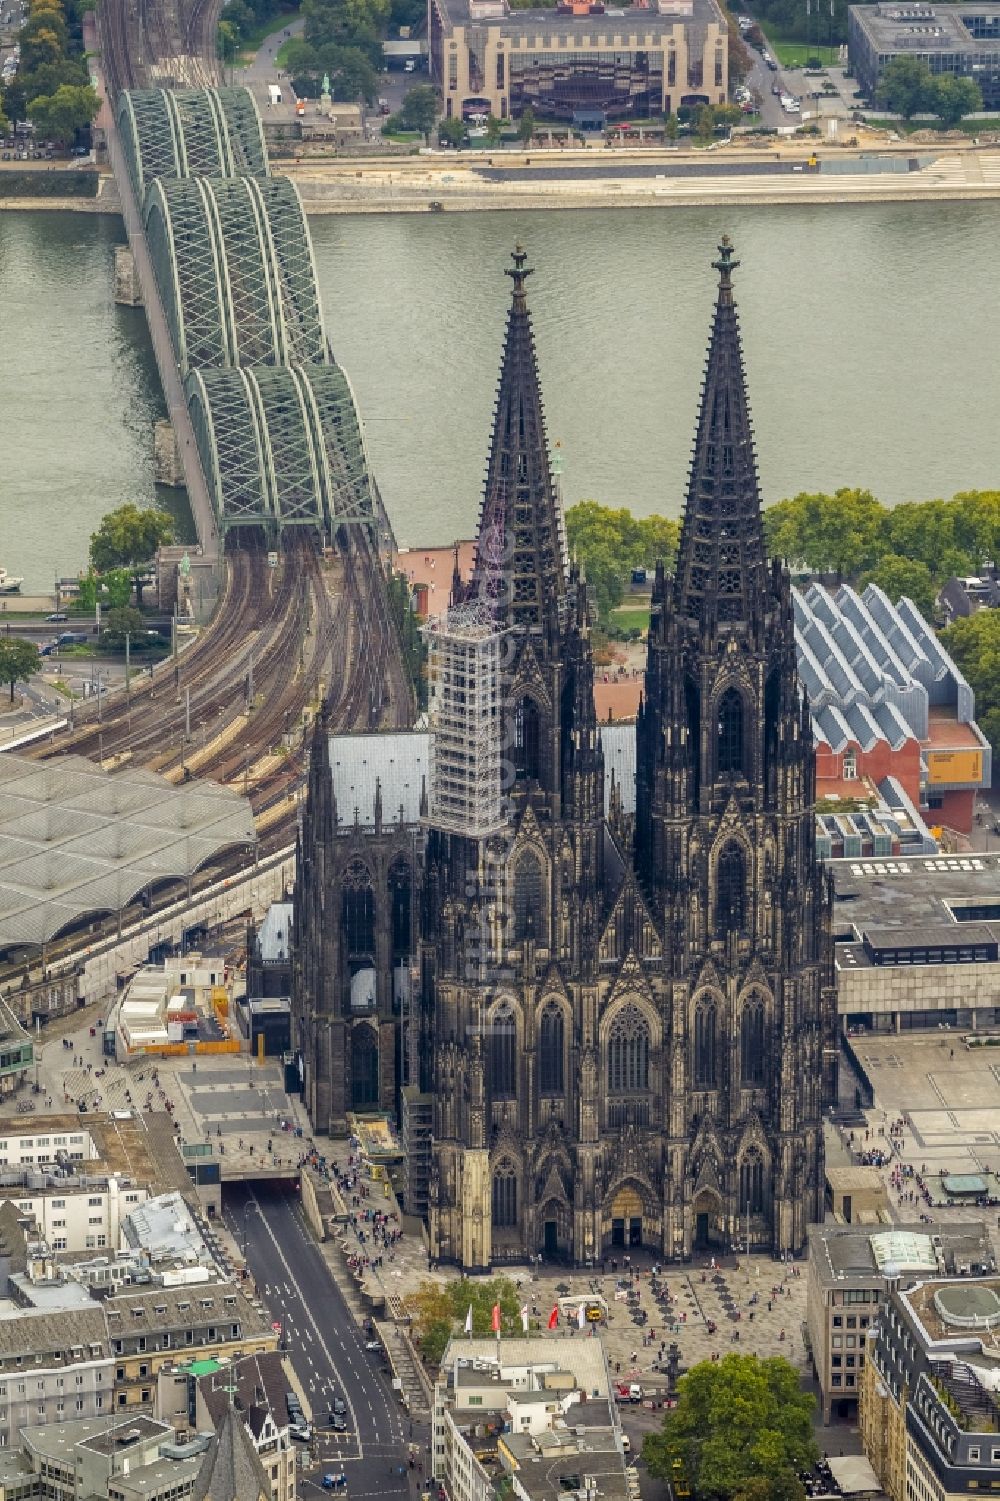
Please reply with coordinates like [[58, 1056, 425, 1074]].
[[114, 245, 143, 306], [154, 419, 186, 487]]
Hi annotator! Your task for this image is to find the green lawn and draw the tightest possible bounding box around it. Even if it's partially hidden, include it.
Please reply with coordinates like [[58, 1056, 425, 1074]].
[[759, 28, 840, 68], [610, 605, 651, 634]]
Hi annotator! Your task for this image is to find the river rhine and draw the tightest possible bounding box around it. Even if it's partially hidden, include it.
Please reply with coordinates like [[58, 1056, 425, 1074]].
[[3, 201, 1000, 591]]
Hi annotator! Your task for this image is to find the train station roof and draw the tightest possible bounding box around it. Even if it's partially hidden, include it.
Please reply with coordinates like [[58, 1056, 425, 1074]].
[[0, 754, 256, 950]]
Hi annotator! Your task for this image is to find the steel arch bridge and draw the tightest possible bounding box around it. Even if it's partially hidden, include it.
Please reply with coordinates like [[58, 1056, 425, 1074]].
[[117, 86, 268, 198], [186, 364, 378, 533], [115, 83, 390, 542], [144, 175, 327, 375]]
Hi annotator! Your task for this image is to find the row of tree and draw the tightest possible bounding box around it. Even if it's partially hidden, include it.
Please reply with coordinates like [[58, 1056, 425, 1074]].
[[876, 56, 982, 126], [763, 488, 1000, 619], [406, 1276, 527, 1366], [0, 0, 98, 140]]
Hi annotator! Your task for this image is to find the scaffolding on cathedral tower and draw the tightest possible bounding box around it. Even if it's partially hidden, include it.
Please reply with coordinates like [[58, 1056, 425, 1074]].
[[424, 510, 509, 839]]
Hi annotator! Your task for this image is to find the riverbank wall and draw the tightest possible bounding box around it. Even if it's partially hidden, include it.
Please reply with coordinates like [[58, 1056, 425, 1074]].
[[285, 147, 1000, 213], [0, 170, 121, 212], [6, 147, 1000, 213]]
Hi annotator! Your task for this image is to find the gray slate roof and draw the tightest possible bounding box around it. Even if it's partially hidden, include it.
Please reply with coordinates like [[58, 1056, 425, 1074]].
[[190, 1404, 273, 1501]]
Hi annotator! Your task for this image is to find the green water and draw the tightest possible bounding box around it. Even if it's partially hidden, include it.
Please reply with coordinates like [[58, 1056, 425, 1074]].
[[3, 201, 999, 588]]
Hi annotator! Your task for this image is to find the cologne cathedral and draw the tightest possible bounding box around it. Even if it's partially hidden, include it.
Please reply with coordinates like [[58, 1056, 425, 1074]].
[[291, 238, 838, 1268]]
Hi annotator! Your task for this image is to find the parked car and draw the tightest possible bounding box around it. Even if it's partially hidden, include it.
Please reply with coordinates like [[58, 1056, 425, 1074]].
[[45, 611, 67, 621], [289, 1422, 312, 1443]]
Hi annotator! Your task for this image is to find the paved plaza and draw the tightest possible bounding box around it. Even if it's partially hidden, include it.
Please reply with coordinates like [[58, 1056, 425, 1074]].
[[851, 1032, 1000, 1195]]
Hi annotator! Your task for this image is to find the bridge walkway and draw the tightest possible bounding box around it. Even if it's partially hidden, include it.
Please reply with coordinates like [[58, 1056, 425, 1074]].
[[108, 118, 221, 562]]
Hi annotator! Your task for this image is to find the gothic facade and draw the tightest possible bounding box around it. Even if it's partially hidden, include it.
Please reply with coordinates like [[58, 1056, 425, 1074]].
[[291, 240, 838, 1268]]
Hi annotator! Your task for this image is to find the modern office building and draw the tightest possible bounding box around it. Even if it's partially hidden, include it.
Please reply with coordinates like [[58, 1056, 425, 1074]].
[[861, 1271, 1000, 1501], [849, 3, 1000, 110], [428, 0, 729, 122], [831, 849, 1000, 1031]]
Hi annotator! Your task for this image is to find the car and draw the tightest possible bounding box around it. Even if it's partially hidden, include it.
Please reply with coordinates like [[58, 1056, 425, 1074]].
[[404, 58, 415, 71], [330, 1398, 347, 1416], [286, 1393, 303, 1417], [364, 1339, 381, 1352], [765, 57, 777, 69], [289, 1422, 312, 1443], [331, 1414, 348, 1431]]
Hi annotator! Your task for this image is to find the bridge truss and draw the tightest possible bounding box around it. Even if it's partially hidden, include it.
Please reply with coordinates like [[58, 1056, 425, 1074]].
[[187, 364, 377, 533], [116, 84, 383, 542], [144, 176, 327, 374]]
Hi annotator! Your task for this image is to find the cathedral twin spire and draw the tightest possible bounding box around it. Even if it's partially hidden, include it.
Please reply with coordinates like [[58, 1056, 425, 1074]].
[[671, 235, 770, 633], [473, 238, 770, 644]]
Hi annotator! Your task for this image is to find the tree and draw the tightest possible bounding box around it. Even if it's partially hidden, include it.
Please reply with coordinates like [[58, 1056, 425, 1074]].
[[727, 13, 753, 83], [517, 105, 535, 145], [931, 72, 982, 128], [876, 55, 934, 118], [406, 1276, 525, 1368], [0, 97, 8, 135], [89, 503, 174, 606], [0, 638, 40, 704], [860, 553, 936, 619], [101, 605, 145, 648], [763, 489, 886, 577], [438, 114, 466, 148], [941, 610, 1000, 756], [399, 83, 438, 140], [664, 111, 679, 141], [485, 112, 503, 144], [566, 502, 679, 625], [27, 81, 98, 141], [302, 0, 390, 66], [643, 1354, 817, 1501], [694, 104, 716, 140]]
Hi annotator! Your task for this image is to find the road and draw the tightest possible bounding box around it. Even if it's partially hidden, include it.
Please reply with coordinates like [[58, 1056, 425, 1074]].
[[223, 1182, 415, 1501]]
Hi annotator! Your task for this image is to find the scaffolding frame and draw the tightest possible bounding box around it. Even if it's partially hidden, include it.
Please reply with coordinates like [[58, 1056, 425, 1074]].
[[424, 611, 507, 839]]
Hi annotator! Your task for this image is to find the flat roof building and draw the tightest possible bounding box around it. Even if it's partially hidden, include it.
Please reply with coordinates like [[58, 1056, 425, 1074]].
[[831, 850, 1000, 1031], [432, 1340, 626, 1501], [807, 1220, 994, 1424], [848, 3, 1000, 109], [428, 0, 729, 123]]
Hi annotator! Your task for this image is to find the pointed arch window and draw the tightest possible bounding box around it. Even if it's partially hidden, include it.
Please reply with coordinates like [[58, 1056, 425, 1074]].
[[512, 851, 543, 944], [740, 998, 766, 1088], [607, 1005, 650, 1094], [514, 697, 541, 782], [539, 1004, 564, 1095], [716, 842, 746, 932], [388, 857, 412, 963], [342, 861, 375, 958], [490, 1003, 517, 1100], [351, 1025, 379, 1109], [739, 1151, 765, 1215], [492, 1163, 518, 1228], [717, 688, 745, 776], [694, 998, 717, 1089]]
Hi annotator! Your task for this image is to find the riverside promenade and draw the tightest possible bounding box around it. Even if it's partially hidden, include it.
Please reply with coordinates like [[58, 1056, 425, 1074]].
[[285, 140, 1000, 212]]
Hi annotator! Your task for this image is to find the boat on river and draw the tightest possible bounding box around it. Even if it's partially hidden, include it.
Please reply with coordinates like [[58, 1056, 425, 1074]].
[[0, 567, 24, 594]]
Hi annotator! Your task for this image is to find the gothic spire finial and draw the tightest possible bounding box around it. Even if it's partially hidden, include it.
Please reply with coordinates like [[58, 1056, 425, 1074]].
[[671, 236, 769, 630], [712, 233, 740, 288], [506, 243, 533, 298], [470, 247, 566, 633]]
